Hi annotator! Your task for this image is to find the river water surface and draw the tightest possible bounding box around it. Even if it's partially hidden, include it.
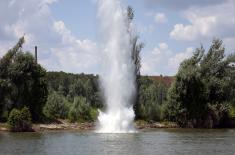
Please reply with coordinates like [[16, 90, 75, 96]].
[[0, 129, 235, 155]]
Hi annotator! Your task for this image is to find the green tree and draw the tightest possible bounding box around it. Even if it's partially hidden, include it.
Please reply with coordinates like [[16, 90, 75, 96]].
[[167, 39, 235, 127], [46, 72, 102, 107], [127, 6, 144, 117], [0, 37, 48, 121], [135, 76, 169, 121], [68, 96, 92, 122], [68, 79, 85, 98], [43, 92, 70, 119], [0, 37, 24, 120], [7, 107, 32, 132]]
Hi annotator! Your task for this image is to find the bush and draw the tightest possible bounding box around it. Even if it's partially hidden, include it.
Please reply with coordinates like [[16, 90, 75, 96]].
[[229, 106, 235, 118], [135, 78, 169, 121], [7, 107, 32, 132], [150, 103, 167, 121], [68, 96, 94, 122], [90, 107, 98, 121], [43, 92, 70, 120]]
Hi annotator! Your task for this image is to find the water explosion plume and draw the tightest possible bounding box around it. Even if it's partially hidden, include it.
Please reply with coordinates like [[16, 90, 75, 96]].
[[96, 0, 136, 133]]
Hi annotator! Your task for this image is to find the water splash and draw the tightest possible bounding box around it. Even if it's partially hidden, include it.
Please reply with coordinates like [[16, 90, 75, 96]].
[[96, 0, 136, 133]]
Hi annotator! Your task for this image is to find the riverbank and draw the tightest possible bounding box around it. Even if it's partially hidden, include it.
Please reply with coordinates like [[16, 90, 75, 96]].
[[34, 120, 179, 132], [0, 120, 179, 132]]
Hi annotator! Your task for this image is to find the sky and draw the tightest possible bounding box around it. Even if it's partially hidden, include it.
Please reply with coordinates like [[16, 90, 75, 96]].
[[0, 0, 234, 75]]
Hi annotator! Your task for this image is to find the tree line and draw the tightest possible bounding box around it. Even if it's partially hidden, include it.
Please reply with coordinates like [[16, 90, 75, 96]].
[[0, 37, 234, 131], [0, 6, 235, 131]]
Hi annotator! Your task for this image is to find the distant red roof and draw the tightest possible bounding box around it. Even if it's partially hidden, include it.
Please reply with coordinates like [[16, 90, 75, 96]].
[[148, 76, 175, 87]]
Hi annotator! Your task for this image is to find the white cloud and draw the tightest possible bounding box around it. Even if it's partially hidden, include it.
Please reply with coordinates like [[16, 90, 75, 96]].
[[154, 13, 167, 23], [0, 0, 101, 74], [170, 0, 235, 41], [0, 42, 14, 57], [136, 23, 154, 34], [48, 20, 100, 73], [143, 0, 224, 10], [141, 43, 194, 75], [168, 47, 193, 70], [158, 42, 168, 50], [43, 0, 58, 4], [224, 37, 235, 54], [53, 21, 76, 45], [141, 42, 172, 75], [170, 16, 216, 41]]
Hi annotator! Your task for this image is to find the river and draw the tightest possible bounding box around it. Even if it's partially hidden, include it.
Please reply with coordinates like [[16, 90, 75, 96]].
[[0, 129, 235, 155]]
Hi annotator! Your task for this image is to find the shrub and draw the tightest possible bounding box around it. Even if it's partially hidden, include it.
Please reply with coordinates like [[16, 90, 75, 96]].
[[149, 103, 166, 121], [229, 105, 235, 118], [68, 96, 93, 122], [135, 76, 169, 121], [43, 92, 70, 120], [90, 108, 98, 121], [7, 107, 32, 132]]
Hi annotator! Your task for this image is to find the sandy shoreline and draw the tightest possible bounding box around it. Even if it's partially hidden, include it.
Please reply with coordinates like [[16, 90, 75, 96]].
[[0, 120, 179, 132]]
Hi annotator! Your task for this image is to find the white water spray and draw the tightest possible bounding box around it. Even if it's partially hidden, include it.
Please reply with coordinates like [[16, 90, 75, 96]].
[[96, 0, 136, 133]]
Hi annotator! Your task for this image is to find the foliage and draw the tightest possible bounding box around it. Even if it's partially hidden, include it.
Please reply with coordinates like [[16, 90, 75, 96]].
[[43, 92, 70, 120], [46, 72, 102, 122], [229, 106, 235, 118], [46, 72, 102, 108], [68, 96, 94, 122], [167, 39, 235, 128], [0, 37, 24, 120], [0, 37, 48, 121], [89, 107, 98, 121], [2, 35, 233, 130], [127, 6, 144, 115], [135, 76, 169, 121], [7, 107, 32, 132]]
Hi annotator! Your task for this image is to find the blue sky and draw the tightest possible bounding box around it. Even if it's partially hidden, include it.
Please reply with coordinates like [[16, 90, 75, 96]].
[[0, 0, 234, 75]]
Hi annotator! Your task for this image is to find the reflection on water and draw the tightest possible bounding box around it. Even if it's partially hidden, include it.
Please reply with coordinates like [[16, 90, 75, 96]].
[[0, 129, 235, 155]]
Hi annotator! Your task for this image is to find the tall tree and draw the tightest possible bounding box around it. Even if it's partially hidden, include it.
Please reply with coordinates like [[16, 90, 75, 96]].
[[167, 39, 235, 127], [127, 6, 144, 118], [0, 37, 25, 119], [0, 37, 48, 121]]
